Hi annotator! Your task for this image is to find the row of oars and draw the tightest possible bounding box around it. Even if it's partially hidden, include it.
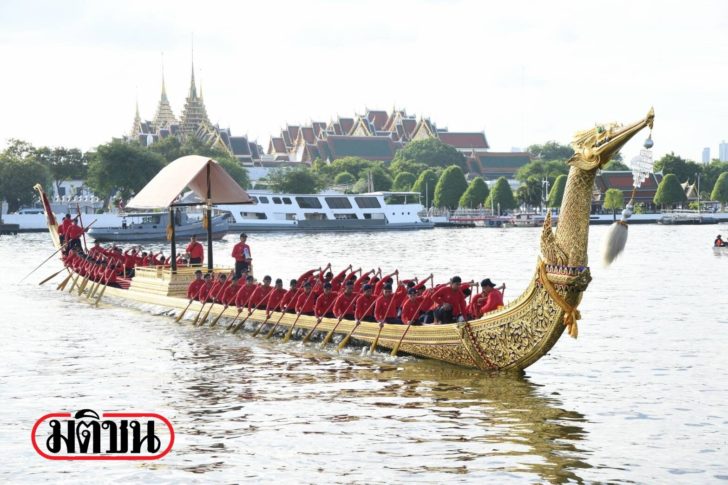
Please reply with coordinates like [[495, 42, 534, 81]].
[[172, 289, 416, 356]]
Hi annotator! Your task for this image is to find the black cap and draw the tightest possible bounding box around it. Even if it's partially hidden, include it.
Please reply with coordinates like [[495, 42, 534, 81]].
[[195, 270, 202, 275], [65, 213, 71, 218], [383, 284, 393, 291], [345, 280, 354, 286], [289, 279, 298, 286], [303, 281, 312, 287], [481, 278, 496, 288], [325, 272, 333, 278], [240, 233, 247, 238], [275, 278, 283, 285], [406, 281, 415, 288], [323, 282, 332, 289], [384, 277, 393, 284], [407, 288, 417, 295], [246, 275, 254, 281], [263, 275, 271, 281], [362, 284, 372, 290], [451, 276, 462, 283], [232, 275, 240, 281]]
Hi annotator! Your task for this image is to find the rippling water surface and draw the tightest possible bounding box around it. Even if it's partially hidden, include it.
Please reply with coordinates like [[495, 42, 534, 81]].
[[2, 225, 727, 483]]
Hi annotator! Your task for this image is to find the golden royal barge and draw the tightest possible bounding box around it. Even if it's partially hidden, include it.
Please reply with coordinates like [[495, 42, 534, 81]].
[[37, 110, 654, 371]]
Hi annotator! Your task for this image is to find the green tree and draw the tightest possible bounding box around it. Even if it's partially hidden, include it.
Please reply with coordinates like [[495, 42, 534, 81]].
[[547, 174, 567, 208], [86, 140, 166, 207], [322, 157, 381, 180], [0, 152, 51, 213], [516, 177, 542, 208], [602, 160, 630, 171], [459, 176, 490, 208], [434, 165, 468, 209], [484, 177, 517, 213], [268, 165, 322, 193], [390, 138, 466, 171], [653, 173, 687, 208], [389, 158, 427, 179], [602, 188, 625, 220], [352, 165, 392, 192], [411, 168, 439, 207], [147, 136, 183, 162], [392, 172, 416, 191], [654, 152, 703, 184], [515, 159, 568, 184], [527, 141, 574, 161], [334, 171, 356, 185], [710, 172, 728, 210], [701, 160, 728, 194], [35, 147, 87, 195]]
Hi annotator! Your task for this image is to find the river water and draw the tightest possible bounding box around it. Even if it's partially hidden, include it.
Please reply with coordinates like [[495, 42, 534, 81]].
[[1, 224, 727, 483]]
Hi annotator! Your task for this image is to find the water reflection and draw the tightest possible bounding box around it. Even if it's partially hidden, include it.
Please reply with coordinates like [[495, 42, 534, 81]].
[[161, 332, 590, 483]]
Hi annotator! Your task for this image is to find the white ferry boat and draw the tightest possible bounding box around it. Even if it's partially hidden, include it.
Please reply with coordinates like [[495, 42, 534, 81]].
[[217, 190, 434, 232]]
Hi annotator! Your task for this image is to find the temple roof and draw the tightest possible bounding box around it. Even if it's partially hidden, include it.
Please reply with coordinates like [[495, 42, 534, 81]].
[[475, 152, 531, 179], [317, 135, 400, 161], [438, 132, 490, 150]]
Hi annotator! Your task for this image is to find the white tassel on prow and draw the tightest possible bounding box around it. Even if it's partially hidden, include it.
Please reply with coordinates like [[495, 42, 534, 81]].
[[601, 204, 632, 267]]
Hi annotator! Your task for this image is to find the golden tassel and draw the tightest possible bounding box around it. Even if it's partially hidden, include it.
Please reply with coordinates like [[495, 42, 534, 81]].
[[202, 212, 209, 230], [166, 224, 173, 241]]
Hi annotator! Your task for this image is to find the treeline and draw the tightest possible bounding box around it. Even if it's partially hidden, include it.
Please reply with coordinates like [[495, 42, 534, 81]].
[[0, 137, 248, 213], [2, 136, 727, 214]]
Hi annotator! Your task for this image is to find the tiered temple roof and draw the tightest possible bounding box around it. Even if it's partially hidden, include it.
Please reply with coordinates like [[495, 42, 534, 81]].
[[152, 73, 177, 131], [594, 170, 664, 207], [179, 64, 210, 137]]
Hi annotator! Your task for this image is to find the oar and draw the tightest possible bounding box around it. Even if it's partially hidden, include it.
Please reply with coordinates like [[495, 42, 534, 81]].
[[209, 305, 228, 327], [303, 297, 348, 343], [336, 300, 377, 352], [251, 311, 273, 337], [56, 271, 73, 291], [231, 309, 254, 334], [76, 203, 89, 254], [225, 308, 244, 331], [320, 298, 359, 347], [283, 290, 317, 342], [369, 293, 398, 354], [197, 302, 216, 326], [264, 306, 290, 339], [38, 267, 65, 286], [92, 269, 117, 306], [67, 272, 81, 293], [191, 301, 207, 325], [390, 299, 427, 357], [176, 299, 194, 323], [77, 273, 91, 295]]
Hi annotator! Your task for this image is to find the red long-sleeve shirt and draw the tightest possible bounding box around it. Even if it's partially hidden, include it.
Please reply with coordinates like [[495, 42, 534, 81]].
[[234, 283, 257, 308], [186, 241, 204, 262], [314, 292, 338, 317], [222, 283, 241, 306], [479, 290, 504, 315], [354, 294, 377, 321], [231, 242, 251, 262], [374, 294, 398, 321], [187, 279, 205, 300], [333, 292, 358, 318], [265, 287, 287, 312], [247, 285, 272, 311], [197, 282, 214, 302], [279, 288, 300, 310], [295, 290, 316, 314], [431, 286, 467, 317], [401, 296, 424, 324]]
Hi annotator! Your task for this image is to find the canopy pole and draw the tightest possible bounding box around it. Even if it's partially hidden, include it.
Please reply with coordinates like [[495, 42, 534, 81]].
[[169, 206, 177, 273], [206, 162, 213, 271]]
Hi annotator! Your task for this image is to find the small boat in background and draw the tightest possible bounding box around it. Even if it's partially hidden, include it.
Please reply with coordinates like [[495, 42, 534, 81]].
[[89, 211, 229, 242], [657, 210, 718, 225]]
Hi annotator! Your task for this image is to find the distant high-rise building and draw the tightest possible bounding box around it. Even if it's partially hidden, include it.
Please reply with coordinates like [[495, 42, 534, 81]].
[[720, 140, 728, 162], [702, 147, 710, 164]]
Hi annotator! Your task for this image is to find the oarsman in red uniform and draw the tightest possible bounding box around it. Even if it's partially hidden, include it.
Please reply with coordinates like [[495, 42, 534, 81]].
[[354, 270, 374, 293], [65, 219, 86, 254], [186, 271, 204, 299], [431, 276, 467, 324], [333, 281, 357, 319], [103, 263, 119, 287], [478, 279, 506, 317], [58, 214, 73, 248], [400, 288, 425, 325], [374, 284, 400, 324], [247, 275, 273, 312], [209, 274, 230, 303], [234, 275, 258, 310], [186, 235, 204, 266], [279, 279, 299, 313], [88, 240, 103, 258], [231, 233, 252, 279], [222, 276, 242, 306], [715, 235, 724, 247], [296, 268, 318, 287], [264, 279, 287, 314], [196, 274, 214, 302], [294, 281, 316, 316], [374, 270, 398, 295], [314, 283, 338, 319], [354, 284, 377, 322], [330, 265, 353, 292]]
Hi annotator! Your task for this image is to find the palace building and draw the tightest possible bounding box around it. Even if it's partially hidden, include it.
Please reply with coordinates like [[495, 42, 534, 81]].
[[127, 63, 263, 164]]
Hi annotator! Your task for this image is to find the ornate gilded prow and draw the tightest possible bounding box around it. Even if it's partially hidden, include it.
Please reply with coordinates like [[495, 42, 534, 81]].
[[543, 108, 655, 267]]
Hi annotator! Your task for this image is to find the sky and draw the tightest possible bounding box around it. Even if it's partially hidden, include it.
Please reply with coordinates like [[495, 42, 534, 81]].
[[0, 0, 726, 162]]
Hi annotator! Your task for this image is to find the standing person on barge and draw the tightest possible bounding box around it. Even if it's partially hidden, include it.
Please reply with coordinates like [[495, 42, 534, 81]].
[[231, 233, 252, 279], [186, 235, 204, 266]]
